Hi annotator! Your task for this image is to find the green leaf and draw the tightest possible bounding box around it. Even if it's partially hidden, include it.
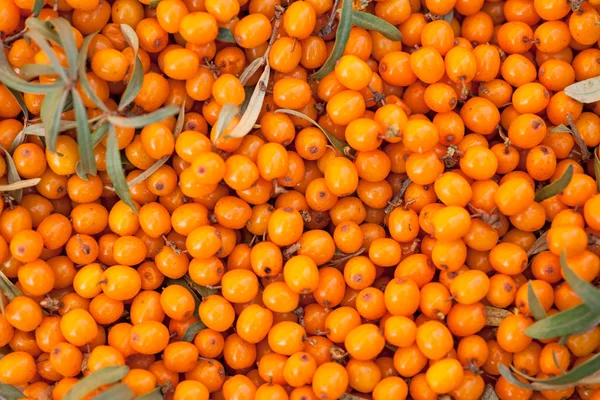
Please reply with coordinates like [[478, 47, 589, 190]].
[[595, 147, 600, 193], [184, 275, 219, 298], [239, 57, 265, 86], [0, 384, 24, 400], [350, 11, 402, 41], [1, 145, 24, 203], [25, 17, 61, 45], [135, 388, 163, 400], [32, 0, 44, 16], [49, 18, 79, 78], [0, 178, 41, 191], [92, 383, 135, 400], [525, 303, 594, 339], [534, 164, 573, 202], [564, 76, 600, 104], [182, 321, 206, 342], [275, 109, 350, 157], [91, 122, 110, 148], [26, 30, 69, 83], [20, 63, 57, 80], [442, 10, 454, 23], [106, 125, 138, 212], [40, 86, 70, 152], [217, 27, 236, 43], [149, 0, 161, 8], [550, 124, 572, 133], [240, 86, 255, 114], [560, 251, 600, 310], [107, 104, 180, 128], [312, 0, 352, 79], [64, 366, 130, 400], [77, 32, 110, 113], [118, 24, 144, 111], [72, 90, 97, 177], [0, 41, 60, 94], [22, 120, 78, 137], [0, 270, 23, 302], [527, 281, 547, 320], [127, 156, 169, 187], [220, 65, 270, 140], [526, 231, 548, 257], [173, 100, 186, 138], [6, 87, 28, 121], [212, 103, 240, 143]]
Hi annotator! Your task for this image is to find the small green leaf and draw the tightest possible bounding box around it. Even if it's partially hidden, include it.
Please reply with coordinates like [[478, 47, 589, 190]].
[[182, 321, 207, 342], [64, 366, 130, 400], [26, 30, 69, 83], [0, 178, 41, 191], [560, 251, 600, 310], [185, 275, 219, 298], [351, 11, 402, 41], [119, 24, 144, 111], [0, 42, 59, 94], [525, 303, 594, 339], [106, 125, 138, 212], [550, 124, 572, 133], [127, 156, 169, 187], [218, 27, 236, 43], [220, 65, 270, 140], [0, 384, 24, 400], [25, 17, 61, 45], [40, 86, 69, 152], [149, 0, 161, 7], [32, 0, 44, 16], [20, 63, 57, 80], [565, 76, 600, 104], [527, 281, 547, 321], [91, 123, 110, 147], [135, 388, 163, 400], [93, 383, 135, 400], [595, 147, 600, 193], [534, 164, 573, 202], [275, 109, 350, 157], [212, 103, 240, 143], [526, 231, 548, 257], [77, 32, 110, 113], [107, 104, 180, 128], [72, 90, 97, 177], [312, 0, 352, 79], [0, 271, 23, 302], [49, 18, 79, 78], [173, 100, 186, 138], [5, 87, 28, 121], [442, 10, 454, 23], [239, 57, 265, 86], [1, 145, 24, 203]]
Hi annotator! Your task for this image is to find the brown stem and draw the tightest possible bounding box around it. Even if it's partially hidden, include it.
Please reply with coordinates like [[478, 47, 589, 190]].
[[384, 178, 412, 214], [319, 0, 341, 37], [567, 112, 591, 162]]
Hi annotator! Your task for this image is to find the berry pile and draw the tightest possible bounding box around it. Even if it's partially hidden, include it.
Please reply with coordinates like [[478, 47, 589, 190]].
[[0, 0, 600, 399]]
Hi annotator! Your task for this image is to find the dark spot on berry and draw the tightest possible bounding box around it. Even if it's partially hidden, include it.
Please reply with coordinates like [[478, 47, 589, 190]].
[[532, 119, 543, 129], [309, 146, 318, 154], [155, 182, 165, 191], [503, 282, 514, 292]]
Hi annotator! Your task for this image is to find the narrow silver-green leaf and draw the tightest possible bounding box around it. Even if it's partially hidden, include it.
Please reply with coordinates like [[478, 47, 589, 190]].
[[443, 10, 454, 23], [0, 271, 23, 302], [22, 120, 78, 137], [217, 27, 236, 43], [312, 0, 352, 79], [275, 109, 350, 156], [534, 164, 573, 202], [182, 321, 206, 342], [1, 145, 24, 203], [595, 147, 600, 193], [92, 383, 135, 400], [26, 30, 69, 83], [91, 123, 110, 147], [107, 104, 180, 128], [64, 366, 130, 400], [222, 65, 270, 139], [527, 281, 547, 321], [184, 275, 219, 298], [212, 103, 240, 143], [506, 353, 600, 387], [118, 24, 144, 111], [135, 388, 163, 400], [0, 384, 24, 400], [0, 41, 59, 94], [20, 63, 57, 80], [239, 57, 265, 86], [351, 11, 402, 41], [72, 89, 97, 177], [173, 100, 186, 138], [5, 87, 28, 121], [560, 251, 600, 310], [32, 0, 44, 16], [525, 303, 593, 339], [526, 232, 548, 257], [25, 17, 61, 45], [0, 178, 41, 191], [49, 18, 79, 78], [106, 125, 138, 213], [127, 156, 169, 186], [40, 86, 69, 152], [565, 76, 600, 104], [77, 32, 110, 113], [550, 124, 571, 133]]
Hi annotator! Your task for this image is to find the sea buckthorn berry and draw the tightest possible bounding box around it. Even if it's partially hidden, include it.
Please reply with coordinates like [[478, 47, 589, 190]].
[[284, 1, 316, 39], [234, 14, 272, 48], [179, 12, 218, 45]]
